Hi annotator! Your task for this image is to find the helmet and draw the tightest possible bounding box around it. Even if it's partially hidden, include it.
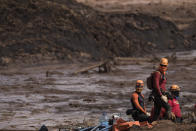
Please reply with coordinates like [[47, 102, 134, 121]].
[[136, 80, 144, 85], [136, 80, 144, 93], [160, 58, 168, 66], [170, 84, 180, 92]]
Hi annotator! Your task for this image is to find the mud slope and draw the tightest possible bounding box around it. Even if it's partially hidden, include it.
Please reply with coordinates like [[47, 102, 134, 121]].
[[183, 21, 196, 48], [0, 0, 193, 66]]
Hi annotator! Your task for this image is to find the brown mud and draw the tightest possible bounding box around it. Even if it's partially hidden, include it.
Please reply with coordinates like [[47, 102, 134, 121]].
[[0, 0, 196, 131], [0, 51, 196, 131], [0, 0, 196, 67]]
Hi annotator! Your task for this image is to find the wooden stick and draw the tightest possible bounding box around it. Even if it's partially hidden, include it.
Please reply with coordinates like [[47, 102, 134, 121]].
[[114, 57, 150, 61], [73, 61, 105, 75]]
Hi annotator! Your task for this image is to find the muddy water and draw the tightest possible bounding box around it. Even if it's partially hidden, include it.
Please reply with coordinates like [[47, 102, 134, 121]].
[[0, 51, 196, 130]]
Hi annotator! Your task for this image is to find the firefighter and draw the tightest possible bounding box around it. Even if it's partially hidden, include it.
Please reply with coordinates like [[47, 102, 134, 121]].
[[131, 80, 151, 122], [168, 84, 182, 123], [150, 58, 174, 122]]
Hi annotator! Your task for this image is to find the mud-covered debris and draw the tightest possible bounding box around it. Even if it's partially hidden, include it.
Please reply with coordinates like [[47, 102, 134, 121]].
[[73, 60, 113, 75], [46, 70, 64, 77], [0, 0, 195, 66]]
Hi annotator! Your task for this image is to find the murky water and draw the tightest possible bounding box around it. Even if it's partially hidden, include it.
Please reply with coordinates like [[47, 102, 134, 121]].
[[0, 50, 196, 130]]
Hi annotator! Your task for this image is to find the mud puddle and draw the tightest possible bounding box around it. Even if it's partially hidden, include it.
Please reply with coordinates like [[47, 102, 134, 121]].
[[0, 51, 196, 130]]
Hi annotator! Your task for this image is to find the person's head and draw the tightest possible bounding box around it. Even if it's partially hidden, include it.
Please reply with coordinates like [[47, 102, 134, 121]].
[[169, 84, 180, 97], [159, 58, 168, 73], [135, 80, 144, 93]]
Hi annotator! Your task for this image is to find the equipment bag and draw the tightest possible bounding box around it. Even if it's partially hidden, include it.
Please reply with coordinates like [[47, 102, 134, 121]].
[[146, 71, 160, 90], [146, 73, 154, 90]]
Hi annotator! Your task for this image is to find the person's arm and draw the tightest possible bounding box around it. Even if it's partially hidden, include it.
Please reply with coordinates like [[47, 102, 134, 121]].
[[132, 93, 146, 114], [153, 72, 162, 97]]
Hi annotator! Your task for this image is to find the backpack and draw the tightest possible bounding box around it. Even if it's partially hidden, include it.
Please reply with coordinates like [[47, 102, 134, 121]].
[[146, 71, 160, 90], [39, 125, 48, 131]]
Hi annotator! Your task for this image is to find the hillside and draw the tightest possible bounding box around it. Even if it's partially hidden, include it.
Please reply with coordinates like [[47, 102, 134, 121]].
[[0, 0, 195, 66]]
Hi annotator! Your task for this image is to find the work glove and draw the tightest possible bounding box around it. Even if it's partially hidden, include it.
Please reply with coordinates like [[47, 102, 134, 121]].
[[171, 112, 176, 120], [161, 95, 168, 103], [146, 112, 151, 117], [168, 112, 176, 120], [112, 114, 120, 120]]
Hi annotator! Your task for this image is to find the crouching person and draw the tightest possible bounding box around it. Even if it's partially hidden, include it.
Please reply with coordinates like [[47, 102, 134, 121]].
[[168, 84, 182, 123], [130, 80, 151, 122]]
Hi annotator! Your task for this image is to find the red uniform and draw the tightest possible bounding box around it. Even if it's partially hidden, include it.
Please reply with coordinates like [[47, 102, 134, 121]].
[[151, 98, 182, 120], [151, 71, 170, 122], [153, 71, 166, 97], [168, 98, 181, 117]]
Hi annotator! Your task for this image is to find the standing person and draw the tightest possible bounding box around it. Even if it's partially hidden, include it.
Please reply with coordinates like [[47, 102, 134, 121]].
[[150, 58, 174, 122], [130, 80, 151, 122], [168, 84, 182, 123]]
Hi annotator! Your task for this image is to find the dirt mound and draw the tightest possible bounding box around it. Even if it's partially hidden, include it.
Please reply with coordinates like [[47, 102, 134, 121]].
[[183, 20, 196, 48], [131, 120, 196, 131], [48, 120, 196, 131], [0, 0, 194, 66]]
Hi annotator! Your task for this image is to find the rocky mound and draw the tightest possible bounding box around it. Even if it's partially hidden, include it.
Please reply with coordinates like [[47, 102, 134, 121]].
[[183, 20, 196, 47], [0, 0, 194, 66]]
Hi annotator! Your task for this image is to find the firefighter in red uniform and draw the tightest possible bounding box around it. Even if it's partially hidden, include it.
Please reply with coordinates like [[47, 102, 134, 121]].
[[168, 84, 182, 123], [150, 58, 174, 122], [150, 85, 182, 122], [131, 80, 151, 122]]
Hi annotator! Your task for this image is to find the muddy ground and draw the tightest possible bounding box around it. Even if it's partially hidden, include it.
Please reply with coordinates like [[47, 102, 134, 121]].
[[0, 0, 196, 131], [0, 51, 196, 131], [0, 0, 196, 67]]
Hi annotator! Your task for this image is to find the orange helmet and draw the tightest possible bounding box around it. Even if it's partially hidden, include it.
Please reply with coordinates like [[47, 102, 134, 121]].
[[170, 84, 180, 92], [135, 80, 144, 93], [160, 58, 168, 66]]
